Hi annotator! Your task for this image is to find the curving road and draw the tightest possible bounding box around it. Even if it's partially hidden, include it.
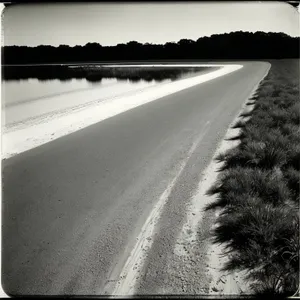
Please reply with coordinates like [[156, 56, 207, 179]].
[[2, 61, 270, 296]]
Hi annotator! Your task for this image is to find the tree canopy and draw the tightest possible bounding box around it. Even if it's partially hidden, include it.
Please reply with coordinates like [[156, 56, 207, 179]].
[[2, 31, 299, 64]]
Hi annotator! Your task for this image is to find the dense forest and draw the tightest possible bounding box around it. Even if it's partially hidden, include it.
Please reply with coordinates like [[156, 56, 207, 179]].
[[2, 31, 300, 65]]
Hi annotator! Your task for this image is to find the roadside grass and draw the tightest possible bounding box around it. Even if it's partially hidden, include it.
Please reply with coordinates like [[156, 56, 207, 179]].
[[205, 59, 299, 296]]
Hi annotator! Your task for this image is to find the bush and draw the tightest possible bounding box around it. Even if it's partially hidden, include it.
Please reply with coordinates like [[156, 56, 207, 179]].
[[207, 167, 291, 207]]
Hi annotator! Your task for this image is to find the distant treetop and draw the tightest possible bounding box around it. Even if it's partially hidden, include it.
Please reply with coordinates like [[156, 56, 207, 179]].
[[2, 31, 299, 64]]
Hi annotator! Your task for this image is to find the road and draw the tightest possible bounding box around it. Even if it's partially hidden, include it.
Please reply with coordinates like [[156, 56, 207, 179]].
[[2, 61, 270, 296]]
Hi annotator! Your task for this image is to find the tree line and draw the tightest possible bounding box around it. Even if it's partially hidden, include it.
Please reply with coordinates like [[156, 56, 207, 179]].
[[2, 31, 299, 65]]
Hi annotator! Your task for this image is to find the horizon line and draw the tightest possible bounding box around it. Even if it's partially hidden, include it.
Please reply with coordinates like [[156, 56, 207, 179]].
[[3, 30, 299, 48]]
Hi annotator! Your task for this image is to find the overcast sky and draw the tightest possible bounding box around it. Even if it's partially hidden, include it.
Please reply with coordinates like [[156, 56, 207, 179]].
[[2, 2, 299, 47]]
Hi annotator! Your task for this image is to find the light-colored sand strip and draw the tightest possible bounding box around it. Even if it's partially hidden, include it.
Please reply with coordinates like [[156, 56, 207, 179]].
[[110, 121, 211, 296], [2, 64, 242, 159], [206, 64, 271, 295], [173, 63, 271, 295], [174, 125, 246, 295]]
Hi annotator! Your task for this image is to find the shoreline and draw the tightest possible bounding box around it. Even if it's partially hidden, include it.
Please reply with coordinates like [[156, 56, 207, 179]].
[[2, 64, 242, 159]]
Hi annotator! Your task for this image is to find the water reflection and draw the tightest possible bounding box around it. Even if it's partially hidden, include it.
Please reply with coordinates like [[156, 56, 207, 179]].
[[2, 65, 202, 83]]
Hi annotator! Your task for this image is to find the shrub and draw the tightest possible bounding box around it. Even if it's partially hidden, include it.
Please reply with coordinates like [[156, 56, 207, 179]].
[[214, 203, 299, 295], [207, 167, 291, 206]]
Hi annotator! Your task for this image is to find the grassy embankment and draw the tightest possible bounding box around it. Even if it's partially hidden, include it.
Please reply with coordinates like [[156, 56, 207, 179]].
[[2, 65, 207, 82], [206, 59, 299, 296]]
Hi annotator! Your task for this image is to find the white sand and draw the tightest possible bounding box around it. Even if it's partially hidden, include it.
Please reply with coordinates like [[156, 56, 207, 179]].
[[173, 63, 271, 295], [111, 121, 211, 295]]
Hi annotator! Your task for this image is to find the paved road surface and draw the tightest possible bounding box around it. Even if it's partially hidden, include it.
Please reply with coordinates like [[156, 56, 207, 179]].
[[2, 61, 270, 296]]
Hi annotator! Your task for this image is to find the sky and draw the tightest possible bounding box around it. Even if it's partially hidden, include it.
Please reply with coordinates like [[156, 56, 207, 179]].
[[2, 2, 300, 47]]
